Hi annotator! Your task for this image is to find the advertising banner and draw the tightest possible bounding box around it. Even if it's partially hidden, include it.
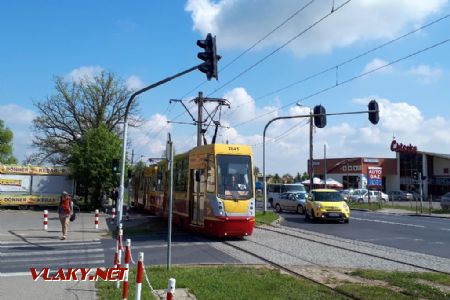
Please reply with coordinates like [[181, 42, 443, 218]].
[[367, 166, 383, 187], [0, 165, 70, 176], [0, 194, 60, 206], [0, 174, 31, 193]]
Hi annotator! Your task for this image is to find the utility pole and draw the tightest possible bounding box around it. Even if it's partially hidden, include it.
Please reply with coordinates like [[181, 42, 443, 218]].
[[309, 111, 314, 190], [195, 92, 204, 147], [324, 144, 327, 189]]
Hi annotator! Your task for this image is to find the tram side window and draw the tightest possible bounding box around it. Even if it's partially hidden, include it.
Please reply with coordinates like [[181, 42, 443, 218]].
[[207, 154, 215, 193], [174, 158, 188, 192]]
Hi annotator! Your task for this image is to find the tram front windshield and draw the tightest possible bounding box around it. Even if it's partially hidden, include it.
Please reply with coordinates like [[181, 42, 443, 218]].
[[217, 155, 253, 200]]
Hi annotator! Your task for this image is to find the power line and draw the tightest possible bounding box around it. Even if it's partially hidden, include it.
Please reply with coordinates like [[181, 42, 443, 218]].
[[224, 13, 450, 117], [232, 37, 450, 129], [205, 0, 353, 97], [169, 0, 317, 122], [251, 119, 309, 147]]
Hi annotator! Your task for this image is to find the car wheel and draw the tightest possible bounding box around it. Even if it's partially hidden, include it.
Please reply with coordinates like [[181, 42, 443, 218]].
[[275, 204, 282, 213], [269, 198, 274, 208], [296, 205, 304, 215], [344, 218, 349, 224], [310, 209, 316, 222], [305, 209, 310, 220], [358, 198, 363, 203]]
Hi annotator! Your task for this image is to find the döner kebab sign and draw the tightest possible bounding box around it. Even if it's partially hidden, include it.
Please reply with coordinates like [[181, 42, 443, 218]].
[[390, 140, 418, 154]]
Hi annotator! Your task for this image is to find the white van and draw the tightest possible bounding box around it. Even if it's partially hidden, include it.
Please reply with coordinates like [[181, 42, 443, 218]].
[[267, 183, 306, 207]]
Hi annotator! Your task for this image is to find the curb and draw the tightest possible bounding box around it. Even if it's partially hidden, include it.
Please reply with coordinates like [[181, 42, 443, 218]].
[[350, 208, 450, 219]]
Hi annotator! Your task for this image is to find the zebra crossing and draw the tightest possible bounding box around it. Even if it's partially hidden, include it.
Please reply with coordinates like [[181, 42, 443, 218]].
[[0, 239, 109, 276]]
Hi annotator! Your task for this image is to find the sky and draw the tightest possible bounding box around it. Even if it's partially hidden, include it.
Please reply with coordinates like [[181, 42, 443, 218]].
[[0, 0, 449, 175]]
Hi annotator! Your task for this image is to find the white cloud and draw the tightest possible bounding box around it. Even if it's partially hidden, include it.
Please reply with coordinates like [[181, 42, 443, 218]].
[[128, 114, 172, 159], [65, 66, 103, 83], [186, 0, 447, 56], [0, 104, 35, 125], [0, 104, 36, 163], [362, 58, 394, 74], [407, 64, 443, 84], [126, 75, 145, 90]]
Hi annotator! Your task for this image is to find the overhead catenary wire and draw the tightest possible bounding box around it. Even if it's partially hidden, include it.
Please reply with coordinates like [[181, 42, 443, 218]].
[[223, 13, 450, 117], [230, 36, 450, 129], [205, 0, 353, 98], [169, 0, 318, 122]]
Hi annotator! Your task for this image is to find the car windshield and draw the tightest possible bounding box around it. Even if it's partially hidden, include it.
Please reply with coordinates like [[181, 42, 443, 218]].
[[312, 191, 343, 202], [284, 185, 306, 193], [217, 155, 253, 200], [293, 193, 306, 200]]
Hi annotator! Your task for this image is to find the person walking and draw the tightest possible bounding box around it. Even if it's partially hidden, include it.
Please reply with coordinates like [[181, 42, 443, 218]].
[[58, 191, 72, 240], [111, 187, 119, 208]]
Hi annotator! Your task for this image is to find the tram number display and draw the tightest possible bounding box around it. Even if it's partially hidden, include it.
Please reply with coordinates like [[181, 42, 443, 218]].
[[228, 146, 240, 151]]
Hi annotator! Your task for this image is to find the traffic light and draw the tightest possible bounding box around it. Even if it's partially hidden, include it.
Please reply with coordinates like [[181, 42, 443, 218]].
[[197, 33, 221, 80], [313, 105, 327, 128], [112, 159, 119, 173], [127, 169, 132, 178], [412, 171, 419, 180], [368, 100, 379, 125]]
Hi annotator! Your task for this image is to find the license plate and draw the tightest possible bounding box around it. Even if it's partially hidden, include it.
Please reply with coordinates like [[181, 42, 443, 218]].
[[328, 212, 340, 217]]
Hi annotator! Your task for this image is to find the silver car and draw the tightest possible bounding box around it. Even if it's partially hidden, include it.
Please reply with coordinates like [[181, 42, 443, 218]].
[[441, 192, 450, 211], [273, 192, 306, 214]]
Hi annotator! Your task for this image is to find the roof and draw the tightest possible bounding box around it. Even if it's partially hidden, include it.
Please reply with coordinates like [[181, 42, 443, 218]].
[[419, 151, 450, 160]]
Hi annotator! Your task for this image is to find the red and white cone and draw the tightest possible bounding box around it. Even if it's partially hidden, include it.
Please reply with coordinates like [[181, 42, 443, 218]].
[[167, 278, 176, 300], [122, 239, 131, 300], [43, 210, 48, 231], [135, 252, 144, 300], [94, 209, 99, 229]]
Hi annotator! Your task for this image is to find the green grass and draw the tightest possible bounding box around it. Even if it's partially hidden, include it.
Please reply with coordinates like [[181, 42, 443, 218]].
[[255, 211, 279, 225], [347, 269, 450, 300], [97, 265, 346, 300]]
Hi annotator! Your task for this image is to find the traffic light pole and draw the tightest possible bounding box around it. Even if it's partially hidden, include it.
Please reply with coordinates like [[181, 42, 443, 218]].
[[262, 108, 378, 214], [116, 63, 204, 227]]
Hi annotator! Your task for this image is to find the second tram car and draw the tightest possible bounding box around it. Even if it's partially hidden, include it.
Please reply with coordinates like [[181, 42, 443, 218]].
[[133, 144, 255, 237]]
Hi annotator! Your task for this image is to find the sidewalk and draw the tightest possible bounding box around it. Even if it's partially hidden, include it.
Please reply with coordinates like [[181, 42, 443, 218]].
[[0, 209, 110, 300]]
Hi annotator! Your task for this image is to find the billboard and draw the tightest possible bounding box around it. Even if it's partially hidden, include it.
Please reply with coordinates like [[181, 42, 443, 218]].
[[367, 166, 382, 187], [0, 174, 31, 193]]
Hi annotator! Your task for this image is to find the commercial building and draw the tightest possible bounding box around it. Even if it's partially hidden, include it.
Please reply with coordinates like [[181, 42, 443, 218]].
[[309, 139, 450, 199]]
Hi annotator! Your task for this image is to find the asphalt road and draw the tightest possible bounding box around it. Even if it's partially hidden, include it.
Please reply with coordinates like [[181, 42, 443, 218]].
[[279, 210, 450, 259]]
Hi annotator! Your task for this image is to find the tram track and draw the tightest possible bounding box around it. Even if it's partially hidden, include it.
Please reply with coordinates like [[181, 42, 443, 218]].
[[220, 224, 450, 299], [258, 225, 450, 275]]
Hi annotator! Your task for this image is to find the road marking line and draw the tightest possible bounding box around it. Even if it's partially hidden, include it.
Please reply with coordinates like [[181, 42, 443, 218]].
[[3, 253, 105, 263], [0, 248, 103, 257], [0, 241, 101, 248], [440, 228, 450, 231], [351, 217, 425, 228], [0, 239, 100, 245]]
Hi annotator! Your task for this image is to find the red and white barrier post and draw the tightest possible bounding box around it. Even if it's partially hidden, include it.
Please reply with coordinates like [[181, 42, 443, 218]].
[[116, 224, 123, 289], [122, 239, 131, 300], [94, 209, 99, 229], [111, 207, 116, 223], [43, 210, 48, 231], [166, 278, 176, 300], [135, 252, 144, 300]]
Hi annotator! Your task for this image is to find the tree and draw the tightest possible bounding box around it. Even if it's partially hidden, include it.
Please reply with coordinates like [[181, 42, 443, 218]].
[[0, 119, 17, 164], [294, 172, 301, 182], [282, 173, 293, 184], [31, 71, 138, 164], [254, 166, 260, 177], [69, 125, 121, 207], [301, 172, 309, 181], [271, 173, 282, 184]]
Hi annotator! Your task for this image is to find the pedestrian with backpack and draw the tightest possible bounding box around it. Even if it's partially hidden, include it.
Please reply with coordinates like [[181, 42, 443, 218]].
[[58, 191, 72, 240]]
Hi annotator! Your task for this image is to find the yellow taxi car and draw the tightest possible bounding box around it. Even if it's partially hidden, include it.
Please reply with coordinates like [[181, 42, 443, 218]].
[[305, 189, 350, 223]]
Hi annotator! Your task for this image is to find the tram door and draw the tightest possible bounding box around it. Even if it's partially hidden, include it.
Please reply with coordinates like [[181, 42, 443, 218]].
[[189, 168, 205, 226]]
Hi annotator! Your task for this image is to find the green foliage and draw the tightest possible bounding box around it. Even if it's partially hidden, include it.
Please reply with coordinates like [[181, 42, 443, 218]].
[[255, 211, 279, 225], [0, 119, 17, 164], [271, 173, 282, 183], [69, 125, 121, 207]]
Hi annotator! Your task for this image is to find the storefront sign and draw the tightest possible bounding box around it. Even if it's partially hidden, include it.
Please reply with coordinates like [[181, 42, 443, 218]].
[[0, 194, 60, 206], [367, 166, 382, 186], [390, 140, 417, 154], [0, 165, 70, 176], [363, 158, 379, 163]]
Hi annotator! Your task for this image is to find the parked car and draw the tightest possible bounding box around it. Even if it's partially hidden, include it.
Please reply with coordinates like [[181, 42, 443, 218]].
[[356, 190, 389, 203], [305, 189, 350, 223], [440, 192, 450, 211], [268, 183, 306, 207], [339, 189, 354, 202], [388, 190, 413, 201], [273, 192, 306, 214], [348, 189, 368, 202]]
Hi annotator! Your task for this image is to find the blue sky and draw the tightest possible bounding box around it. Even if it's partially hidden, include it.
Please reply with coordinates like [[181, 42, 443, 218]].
[[1, 0, 449, 175]]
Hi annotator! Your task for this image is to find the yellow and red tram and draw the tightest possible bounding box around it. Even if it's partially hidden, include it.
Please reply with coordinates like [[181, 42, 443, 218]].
[[132, 144, 255, 237]]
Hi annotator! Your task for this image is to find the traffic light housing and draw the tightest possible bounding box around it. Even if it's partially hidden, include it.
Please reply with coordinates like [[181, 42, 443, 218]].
[[368, 100, 379, 125], [412, 171, 419, 180], [313, 105, 327, 128], [197, 33, 221, 80], [112, 159, 119, 173]]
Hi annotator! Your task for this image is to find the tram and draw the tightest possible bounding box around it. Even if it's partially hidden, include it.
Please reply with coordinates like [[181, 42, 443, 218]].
[[132, 144, 256, 238]]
